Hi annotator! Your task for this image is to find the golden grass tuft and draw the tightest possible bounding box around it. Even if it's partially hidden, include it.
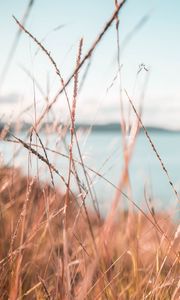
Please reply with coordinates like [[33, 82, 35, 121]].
[[0, 166, 179, 299]]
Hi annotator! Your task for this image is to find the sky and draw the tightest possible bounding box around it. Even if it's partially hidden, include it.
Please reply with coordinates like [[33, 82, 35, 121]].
[[0, 0, 180, 128]]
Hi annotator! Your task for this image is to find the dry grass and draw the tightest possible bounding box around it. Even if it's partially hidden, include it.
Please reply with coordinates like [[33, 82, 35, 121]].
[[0, 1, 180, 299], [0, 166, 179, 299]]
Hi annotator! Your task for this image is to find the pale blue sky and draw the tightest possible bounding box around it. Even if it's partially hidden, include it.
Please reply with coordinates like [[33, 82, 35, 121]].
[[0, 0, 180, 128]]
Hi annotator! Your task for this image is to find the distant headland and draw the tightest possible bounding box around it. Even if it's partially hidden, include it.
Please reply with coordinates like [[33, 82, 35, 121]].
[[0, 121, 178, 135]]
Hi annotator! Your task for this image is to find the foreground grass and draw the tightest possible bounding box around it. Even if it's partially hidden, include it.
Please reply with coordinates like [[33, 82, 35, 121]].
[[0, 166, 179, 299], [0, 2, 179, 299]]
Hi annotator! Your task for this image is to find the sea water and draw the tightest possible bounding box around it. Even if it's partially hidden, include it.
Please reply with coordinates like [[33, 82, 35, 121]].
[[0, 129, 179, 216]]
